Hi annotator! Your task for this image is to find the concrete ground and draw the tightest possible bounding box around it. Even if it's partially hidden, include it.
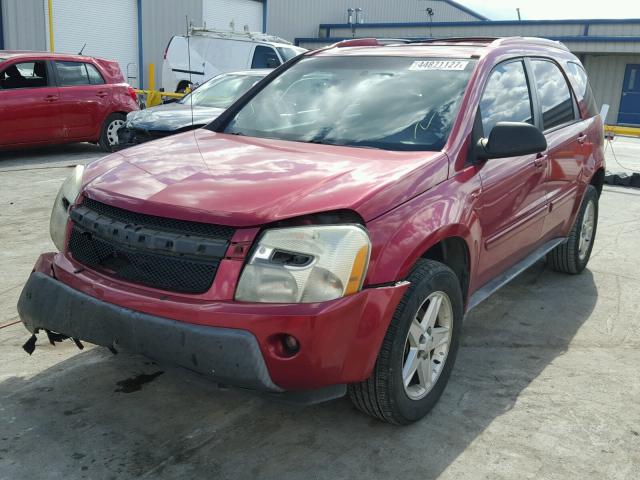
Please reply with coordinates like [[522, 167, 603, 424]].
[[1, 142, 640, 480]]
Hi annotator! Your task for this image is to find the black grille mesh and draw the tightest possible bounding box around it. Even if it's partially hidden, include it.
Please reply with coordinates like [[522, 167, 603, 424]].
[[81, 197, 235, 240], [69, 226, 219, 294]]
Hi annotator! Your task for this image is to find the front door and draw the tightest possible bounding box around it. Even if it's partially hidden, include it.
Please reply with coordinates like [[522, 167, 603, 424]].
[[618, 64, 640, 126], [0, 60, 63, 145], [474, 59, 548, 287]]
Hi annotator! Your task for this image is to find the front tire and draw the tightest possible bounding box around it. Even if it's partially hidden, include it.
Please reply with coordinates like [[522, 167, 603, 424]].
[[348, 259, 463, 425], [547, 185, 599, 274], [98, 113, 126, 152]]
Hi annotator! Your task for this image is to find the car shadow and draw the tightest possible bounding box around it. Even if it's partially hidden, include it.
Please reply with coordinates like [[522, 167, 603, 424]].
[[0, 260, 597, 479], [0, 143, 104, 170]]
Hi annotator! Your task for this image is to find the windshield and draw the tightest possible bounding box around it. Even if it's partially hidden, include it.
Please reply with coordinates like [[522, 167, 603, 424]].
[[222, 56, 475, 151], [181, 73, 263, 108]]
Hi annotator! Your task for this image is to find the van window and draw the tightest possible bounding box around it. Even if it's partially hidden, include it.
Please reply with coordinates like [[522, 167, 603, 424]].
[[276, 47, 300, 62], [251, 46, 280, 69], [55, 61, 105, 86], [480, 60, 534, 136], [0, 61, 49, 89], [530, 59, 576, 130], [565, 62, 598, 117]]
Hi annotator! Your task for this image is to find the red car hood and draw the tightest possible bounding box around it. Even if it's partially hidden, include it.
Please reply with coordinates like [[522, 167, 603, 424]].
[[82, 129, 448, 227]]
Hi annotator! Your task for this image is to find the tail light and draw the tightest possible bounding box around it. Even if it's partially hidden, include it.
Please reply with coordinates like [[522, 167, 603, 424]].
[[127, 85, 137, 102]]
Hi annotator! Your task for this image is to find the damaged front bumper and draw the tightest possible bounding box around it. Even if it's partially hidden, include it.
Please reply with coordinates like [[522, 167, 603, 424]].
[[16, 253, 409, 404], [18, 271, 283, 392]]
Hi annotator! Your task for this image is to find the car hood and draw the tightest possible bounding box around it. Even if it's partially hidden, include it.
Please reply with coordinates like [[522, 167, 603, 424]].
[[126, 103, 225, 131], [82, 129, 448, 227]]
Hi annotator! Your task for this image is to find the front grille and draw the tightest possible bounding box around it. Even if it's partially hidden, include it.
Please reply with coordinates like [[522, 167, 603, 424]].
[[82, 198, 235, 240], [68, 199, 235, 294]]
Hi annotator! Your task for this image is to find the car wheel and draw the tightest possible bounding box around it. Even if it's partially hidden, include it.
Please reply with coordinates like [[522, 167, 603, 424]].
[[348, 259, 463, 425], [99, 113, 126, 152], [547, 184, 598, 274]]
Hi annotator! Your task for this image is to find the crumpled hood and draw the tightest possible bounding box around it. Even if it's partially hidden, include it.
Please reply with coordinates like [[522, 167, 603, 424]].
[[82, 129, 448, 227], [126, 103, 224, 131]]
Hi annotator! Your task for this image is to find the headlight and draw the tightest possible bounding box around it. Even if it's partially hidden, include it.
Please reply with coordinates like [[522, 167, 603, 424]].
[[50, 165, 84, 251], [235, 225, 371, 303]]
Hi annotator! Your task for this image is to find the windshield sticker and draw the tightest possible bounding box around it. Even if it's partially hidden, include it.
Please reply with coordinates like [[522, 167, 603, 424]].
[[409, 60, 469, 71]]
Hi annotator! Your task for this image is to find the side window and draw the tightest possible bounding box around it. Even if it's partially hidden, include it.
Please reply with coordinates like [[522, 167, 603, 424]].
[[480, 60, 534, 136], [0, 61, 49, 89], [251, 46, 281, 69], [86, 63, 105, 85], [55, 61, 100, 86], [565, 62, 598, 118], [530, 59, 576, 130]]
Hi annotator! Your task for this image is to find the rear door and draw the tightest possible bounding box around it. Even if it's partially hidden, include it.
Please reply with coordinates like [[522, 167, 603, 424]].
[[0, 60, 63, 145], [475, 58, 549, 287], [54, 61, 112, 140], [528, 58, 587, 240]]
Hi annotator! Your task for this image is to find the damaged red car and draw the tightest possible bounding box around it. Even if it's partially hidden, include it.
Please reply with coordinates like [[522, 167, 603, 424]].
[[18, 37, 604, 425]]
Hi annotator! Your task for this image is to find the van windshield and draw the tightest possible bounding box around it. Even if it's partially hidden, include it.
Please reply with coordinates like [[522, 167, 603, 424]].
[[222, 56, 476, 151], [181, 73, 263, 108]]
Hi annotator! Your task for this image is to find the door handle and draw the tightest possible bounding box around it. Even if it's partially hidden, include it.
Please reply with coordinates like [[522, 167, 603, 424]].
[[534, 153, 548, 168], [577, 133, 588, 145], [44, 95, 58, 102], [96, 91, 108, 98]]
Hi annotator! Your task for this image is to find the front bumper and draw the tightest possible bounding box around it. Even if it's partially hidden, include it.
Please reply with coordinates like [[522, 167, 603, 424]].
[[19, 271, 281, 392], [18, 253, 408, 395]]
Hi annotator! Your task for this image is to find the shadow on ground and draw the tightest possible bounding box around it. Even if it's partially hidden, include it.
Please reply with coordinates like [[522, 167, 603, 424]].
[[0, 143, 104, 170], [0, 261, 597, 480]]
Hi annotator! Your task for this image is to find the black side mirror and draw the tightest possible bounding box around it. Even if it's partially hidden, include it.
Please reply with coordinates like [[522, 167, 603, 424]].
[[476, 122, 547, 160]]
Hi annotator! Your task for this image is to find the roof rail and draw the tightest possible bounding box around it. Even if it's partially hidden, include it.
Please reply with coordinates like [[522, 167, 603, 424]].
[[188, 26, 292, 45], [406, 37, 500, 44], [497, 36, 570, 51]]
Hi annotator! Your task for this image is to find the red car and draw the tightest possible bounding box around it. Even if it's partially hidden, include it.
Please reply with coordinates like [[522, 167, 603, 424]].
[[18, 37, 604, 424], [0, 51, 138, 151]]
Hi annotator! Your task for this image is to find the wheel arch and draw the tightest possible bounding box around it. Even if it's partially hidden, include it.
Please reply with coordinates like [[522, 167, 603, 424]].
[[419, 236, 471, 303], [590, 167, 605, 197]]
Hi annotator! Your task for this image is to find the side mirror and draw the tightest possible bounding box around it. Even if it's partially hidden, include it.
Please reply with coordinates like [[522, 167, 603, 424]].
[[476, 122, 547, 160]]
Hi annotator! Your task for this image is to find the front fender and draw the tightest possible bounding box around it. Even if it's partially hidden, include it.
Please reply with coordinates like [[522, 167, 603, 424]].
[[365, 166, 483, 293]]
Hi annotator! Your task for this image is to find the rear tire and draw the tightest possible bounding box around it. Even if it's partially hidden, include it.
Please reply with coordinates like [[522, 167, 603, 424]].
[[547, 185, 598, 274], [348, 259, 463, 425], [98, 113, 126, 152]]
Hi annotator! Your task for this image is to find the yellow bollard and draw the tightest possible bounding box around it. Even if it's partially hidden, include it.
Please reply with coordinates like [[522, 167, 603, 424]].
[[148, 63, 155, 92]]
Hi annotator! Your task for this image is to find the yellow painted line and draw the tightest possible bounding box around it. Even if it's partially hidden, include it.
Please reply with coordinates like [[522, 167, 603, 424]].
[[47, 0, 55, 52], [605, 125, 640, 137]]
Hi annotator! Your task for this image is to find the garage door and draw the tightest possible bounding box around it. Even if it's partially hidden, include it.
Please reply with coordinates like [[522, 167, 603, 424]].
[[202, 0, 263, 33], [44, 0, 139, 87]]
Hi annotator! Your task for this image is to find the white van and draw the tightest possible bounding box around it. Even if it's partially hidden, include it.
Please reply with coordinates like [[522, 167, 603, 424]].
[[162, 27, 306, 92]]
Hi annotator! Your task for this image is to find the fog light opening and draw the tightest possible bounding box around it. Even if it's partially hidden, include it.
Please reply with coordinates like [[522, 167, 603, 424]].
[[283, 335, 300, 355]]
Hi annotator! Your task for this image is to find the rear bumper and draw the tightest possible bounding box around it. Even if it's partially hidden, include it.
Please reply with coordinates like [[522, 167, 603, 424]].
[[18, 253, 408, 395]]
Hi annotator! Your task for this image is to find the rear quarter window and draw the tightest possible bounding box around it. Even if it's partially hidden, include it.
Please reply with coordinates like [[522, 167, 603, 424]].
[[565, 62, 599, 118]]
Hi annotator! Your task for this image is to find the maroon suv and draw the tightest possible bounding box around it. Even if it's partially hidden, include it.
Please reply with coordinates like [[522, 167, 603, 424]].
[[18, 37, 604, 424], [0, 51, 138, 151]]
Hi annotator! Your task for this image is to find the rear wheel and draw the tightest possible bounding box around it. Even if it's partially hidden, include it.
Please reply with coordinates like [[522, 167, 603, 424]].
[[98, 113, 126, 152], [348, 259, 463, 425], [547, 185, 598, 274]]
